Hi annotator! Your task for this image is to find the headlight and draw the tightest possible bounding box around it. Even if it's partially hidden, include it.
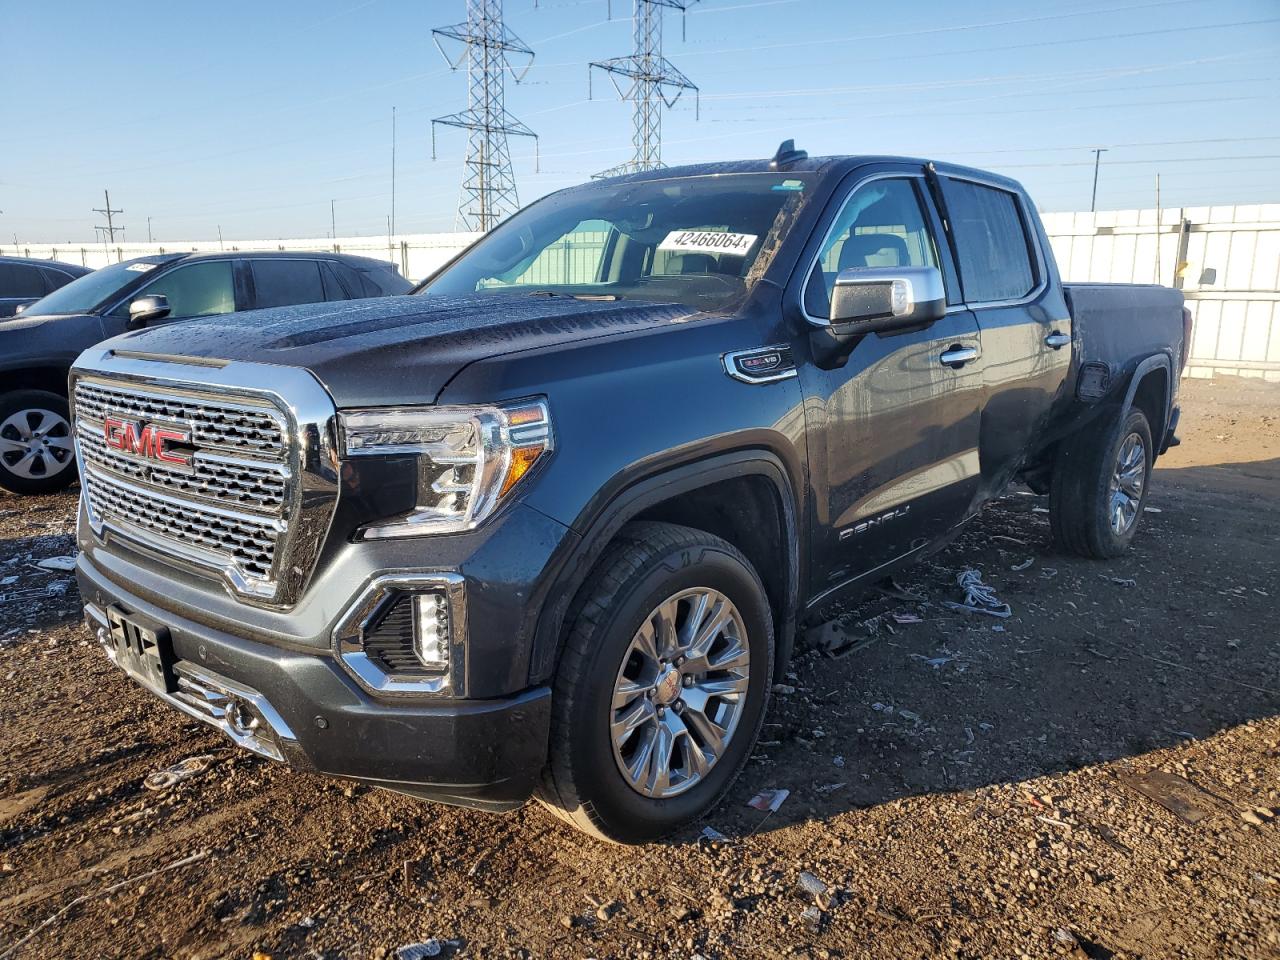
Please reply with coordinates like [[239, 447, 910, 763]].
[[339, 399, 553, 538]]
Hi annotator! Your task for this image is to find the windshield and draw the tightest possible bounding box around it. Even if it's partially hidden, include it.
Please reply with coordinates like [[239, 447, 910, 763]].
[[22, 257, 177, 317], [419, 172, 814, 312]]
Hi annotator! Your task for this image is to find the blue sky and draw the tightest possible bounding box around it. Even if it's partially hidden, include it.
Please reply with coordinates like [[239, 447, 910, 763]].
[[3, 0, 1278, 243]]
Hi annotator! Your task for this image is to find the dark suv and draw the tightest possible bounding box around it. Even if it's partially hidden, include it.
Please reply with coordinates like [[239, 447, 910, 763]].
[[0, 251, 410, 494], [0, 255, 91, 318]]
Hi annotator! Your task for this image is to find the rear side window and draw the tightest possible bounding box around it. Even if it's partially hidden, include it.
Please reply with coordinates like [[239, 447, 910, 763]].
[[943, 180, 1037, 303], [0, 263, 48, 298], [39, 267, 77, 293], [251, 259, 326, 309], [329, 261, 386, 298]]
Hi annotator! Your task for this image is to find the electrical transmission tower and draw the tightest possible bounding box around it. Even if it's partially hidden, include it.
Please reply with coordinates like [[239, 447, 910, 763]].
[[432, 0, 538, 232], [590, 0, 698, 178]]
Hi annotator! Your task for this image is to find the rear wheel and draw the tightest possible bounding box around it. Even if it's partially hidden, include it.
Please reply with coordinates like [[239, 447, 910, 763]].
[[1050, 406, 1153, 558], [537, 522, 773, 843], [0, 390, 78, 495]]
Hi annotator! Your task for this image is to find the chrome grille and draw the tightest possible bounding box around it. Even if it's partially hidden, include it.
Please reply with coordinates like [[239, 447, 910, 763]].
[[74, 380, 285, 455], [72, 374, 301, 601], [75, 421, 287, 513], [82, 468, 281, 584]]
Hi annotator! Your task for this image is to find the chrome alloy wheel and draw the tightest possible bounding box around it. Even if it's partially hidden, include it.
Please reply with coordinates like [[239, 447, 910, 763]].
[[610, 588, 751, 799], [0, 408, 75, 480], [1108, 431, 1147, 535]]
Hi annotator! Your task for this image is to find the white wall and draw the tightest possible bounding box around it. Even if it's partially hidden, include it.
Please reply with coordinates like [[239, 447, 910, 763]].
[[13, 205, 1280, 380]]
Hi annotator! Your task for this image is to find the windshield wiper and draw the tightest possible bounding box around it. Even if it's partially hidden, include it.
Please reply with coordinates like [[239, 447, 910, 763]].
[[526, 290, 621, 302]]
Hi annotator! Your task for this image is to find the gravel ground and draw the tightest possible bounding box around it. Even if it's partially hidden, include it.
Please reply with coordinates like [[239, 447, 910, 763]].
[[1, 375, 1277, 960]]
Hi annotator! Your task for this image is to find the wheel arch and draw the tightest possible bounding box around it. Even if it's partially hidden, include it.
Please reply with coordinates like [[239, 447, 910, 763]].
[[0, 364, 72, 398], [1123, 354, 1173, 452], [528, 450, 802, 687]]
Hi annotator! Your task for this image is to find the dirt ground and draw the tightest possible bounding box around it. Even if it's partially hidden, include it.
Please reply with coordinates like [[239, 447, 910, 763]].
[[1, 375, 1277, 960]]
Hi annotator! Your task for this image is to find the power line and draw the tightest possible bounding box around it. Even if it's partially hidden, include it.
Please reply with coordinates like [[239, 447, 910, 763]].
[[92, 189, 123, 253], [589, 0, 699, 177], [432, 0, 539, 231]]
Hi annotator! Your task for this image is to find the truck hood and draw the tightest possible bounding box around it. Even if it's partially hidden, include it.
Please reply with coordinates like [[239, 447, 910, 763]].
[[97, 293, 698, 407]]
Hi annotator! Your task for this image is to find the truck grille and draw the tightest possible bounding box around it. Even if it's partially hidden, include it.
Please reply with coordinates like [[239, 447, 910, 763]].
[[73, 376, 297, 601]]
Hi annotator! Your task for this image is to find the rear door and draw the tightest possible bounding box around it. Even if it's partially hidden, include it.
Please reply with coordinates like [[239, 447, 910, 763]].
[[936, 174, 1072, 500], [0, 262, 49, 317], [795, 169, 985, 598]]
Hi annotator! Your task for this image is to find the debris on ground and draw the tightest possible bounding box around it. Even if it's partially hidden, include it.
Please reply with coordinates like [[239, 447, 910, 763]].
[[395, 941, 442, 960], [1119, 770, 1216, 824], [35, 555, 77, 572], [1102, 575, 1137, 588], [746, 788, 789, 813], [1010, 558, 1035, 571], [942, 568, 1012, 618], [798, 871, 828, 899], [891, 611, 923, 624], [143, 755, 217, 792], [700, 826, 727, 842]]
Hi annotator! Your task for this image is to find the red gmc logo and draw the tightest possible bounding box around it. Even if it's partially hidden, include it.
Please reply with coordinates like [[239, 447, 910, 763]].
[[103, 416, 192, 467]]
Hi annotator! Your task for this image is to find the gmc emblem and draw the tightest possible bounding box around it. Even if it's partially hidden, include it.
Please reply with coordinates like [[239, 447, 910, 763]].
[[103, 416, 192, 467]]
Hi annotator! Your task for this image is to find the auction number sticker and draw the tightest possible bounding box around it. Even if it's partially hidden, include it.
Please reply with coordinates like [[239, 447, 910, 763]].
[[658, 230, 758, 256], [125, 263, 157, 272]]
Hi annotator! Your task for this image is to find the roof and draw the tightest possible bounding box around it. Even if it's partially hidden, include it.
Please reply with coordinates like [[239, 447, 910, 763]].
[[167, 250, 397, 269], [0, 254, 91, 275]]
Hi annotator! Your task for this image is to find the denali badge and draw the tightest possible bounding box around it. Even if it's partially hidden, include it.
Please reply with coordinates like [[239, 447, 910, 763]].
[[103, 416, 193, 467], [840, 504, 912, 540]]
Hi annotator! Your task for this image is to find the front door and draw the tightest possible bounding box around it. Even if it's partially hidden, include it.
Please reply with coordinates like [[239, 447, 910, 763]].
[[796, 173, 984, 599]]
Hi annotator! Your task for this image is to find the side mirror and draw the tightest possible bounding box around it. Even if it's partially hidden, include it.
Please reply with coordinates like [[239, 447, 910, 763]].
[[128, 294, 171, 328], [829, 265, 946, 334]]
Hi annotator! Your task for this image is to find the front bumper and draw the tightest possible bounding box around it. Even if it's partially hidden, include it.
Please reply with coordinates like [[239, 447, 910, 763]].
[[78, 553, 552, 810]]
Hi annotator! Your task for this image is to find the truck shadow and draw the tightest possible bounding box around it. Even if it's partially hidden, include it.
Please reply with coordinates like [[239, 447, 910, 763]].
[[703, 456, 1280, 840]]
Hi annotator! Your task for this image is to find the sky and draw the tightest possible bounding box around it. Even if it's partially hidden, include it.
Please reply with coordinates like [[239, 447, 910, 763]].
[[2, 0, 1278, 244]]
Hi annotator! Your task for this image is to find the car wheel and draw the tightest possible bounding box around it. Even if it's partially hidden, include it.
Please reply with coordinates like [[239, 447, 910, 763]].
[[1050, 406, 1153, 559], [536, 521, 773, 843], [0, 390, 78, 495]]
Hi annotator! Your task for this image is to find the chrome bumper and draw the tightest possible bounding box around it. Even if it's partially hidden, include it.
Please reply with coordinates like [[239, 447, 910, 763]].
[[84, 602, 298, 762]]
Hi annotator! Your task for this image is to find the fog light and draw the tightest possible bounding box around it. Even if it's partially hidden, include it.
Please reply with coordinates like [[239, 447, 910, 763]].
[[412, 592, 450, 670]]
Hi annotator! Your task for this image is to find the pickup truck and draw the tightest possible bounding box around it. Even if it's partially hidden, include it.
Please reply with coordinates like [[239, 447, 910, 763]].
[[70, 144, 1189, 843], [0, 251, 409, 495]]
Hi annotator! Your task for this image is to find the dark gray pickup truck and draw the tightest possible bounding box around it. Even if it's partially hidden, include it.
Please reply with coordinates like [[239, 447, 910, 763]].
[[70, 145, 1189, 842]]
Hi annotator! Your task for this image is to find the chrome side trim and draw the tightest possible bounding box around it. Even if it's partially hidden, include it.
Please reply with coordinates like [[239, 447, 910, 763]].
[[333, 573, 468, 696]]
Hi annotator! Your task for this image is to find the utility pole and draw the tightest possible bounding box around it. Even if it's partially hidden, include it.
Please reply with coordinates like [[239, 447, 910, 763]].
[[590, 0, 699, 178], [330, 199, 337, 240], [391, 105, 397, 238], [147, 217, 153, 243], [432, 0, 538, 232], [217, 225, 224, 251], [1155, 173, 1162, 286], [1090, 148, 1108, 213], [93, 189, 124, 257]]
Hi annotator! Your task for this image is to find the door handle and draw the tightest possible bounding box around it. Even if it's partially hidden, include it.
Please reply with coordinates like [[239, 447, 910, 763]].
[[939, 346, 978, 368], [1045, 331, 1071, 350]]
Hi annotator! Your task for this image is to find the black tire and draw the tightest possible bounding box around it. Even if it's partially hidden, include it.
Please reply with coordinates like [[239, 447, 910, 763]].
[[1050, 406, 1153, 559], [0, 390, 78, 496], [536, 521, 774, 843]]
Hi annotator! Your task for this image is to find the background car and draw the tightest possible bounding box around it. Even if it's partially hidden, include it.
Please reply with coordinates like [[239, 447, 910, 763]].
[[0, 255, 92, 318], [0, 251, 411, 494]]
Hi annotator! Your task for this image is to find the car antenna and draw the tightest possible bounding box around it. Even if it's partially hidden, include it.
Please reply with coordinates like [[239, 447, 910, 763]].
[[769, 139, 808, 171]]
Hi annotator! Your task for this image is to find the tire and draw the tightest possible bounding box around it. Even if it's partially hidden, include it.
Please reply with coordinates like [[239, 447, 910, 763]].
[[0, 390, 78, 496], [1050, 406, 1153, 559], [536, 521, 774, 843]]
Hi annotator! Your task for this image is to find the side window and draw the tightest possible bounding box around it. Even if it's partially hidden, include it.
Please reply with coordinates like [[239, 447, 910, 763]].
[[251, 259, 326, 309], [320, 262, 350, 301], [327, 261, 378, 299], [0, 263, 48, 298], [942, 180, 1037, 303], [133, 261, 236, 318], [804, 179, 939, 319], [39, 268, 75, 293]]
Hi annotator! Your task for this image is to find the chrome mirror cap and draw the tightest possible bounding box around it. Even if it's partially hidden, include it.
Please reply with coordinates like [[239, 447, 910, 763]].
[[829, 265, 946, 331]]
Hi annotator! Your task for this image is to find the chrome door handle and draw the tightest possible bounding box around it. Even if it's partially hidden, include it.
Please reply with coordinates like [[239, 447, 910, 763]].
[[939, 346, 978, 368], [1045, 331, 1071, 349]]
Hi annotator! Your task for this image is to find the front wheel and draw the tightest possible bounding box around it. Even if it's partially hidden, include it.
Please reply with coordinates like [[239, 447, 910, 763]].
[[0, 390, 78, 495], [1050, 406, 1154, 558], [536, 522, 774, 843]]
